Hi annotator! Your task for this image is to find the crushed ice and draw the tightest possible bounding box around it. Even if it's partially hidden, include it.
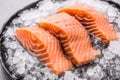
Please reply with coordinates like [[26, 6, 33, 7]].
[[1, 0, 120, 80]]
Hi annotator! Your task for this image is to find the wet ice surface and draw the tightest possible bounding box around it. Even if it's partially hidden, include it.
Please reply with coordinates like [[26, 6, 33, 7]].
[[1, 0, 120, 80]]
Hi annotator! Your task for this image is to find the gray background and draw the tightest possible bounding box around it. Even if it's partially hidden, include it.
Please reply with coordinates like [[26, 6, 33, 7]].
[[0, 0, 37, 80]]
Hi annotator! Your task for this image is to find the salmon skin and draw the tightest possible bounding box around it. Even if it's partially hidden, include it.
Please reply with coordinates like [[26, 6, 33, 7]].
[[39, 13, 99, 66], [15, 27, 72, 74], [58, 4, 118, 44]]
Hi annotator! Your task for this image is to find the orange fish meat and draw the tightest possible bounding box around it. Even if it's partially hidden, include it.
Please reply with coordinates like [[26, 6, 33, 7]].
[[15, 27, 72, 74], [58, 4, 118, 44], [39, 13, 99, 66]]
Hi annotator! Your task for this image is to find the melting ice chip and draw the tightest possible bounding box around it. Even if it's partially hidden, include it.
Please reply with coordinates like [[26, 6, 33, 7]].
[[12, 57, 21, 64], [40, 67, 58, 80], [102, 49, 115, 59], [87, 65, 104, 80], [108, 41, 120, 57], [15, 61, 26, 75], [64, 71, 77, 80], [23, 75, 37, 80], [107, 7, 118, 22], [14, 50, 23, 57], [9, 41, 18, 49], [20, 10, 40, 21], [87, 68, 94, 76], [7, 27, 14, 36], [16, 66, 25, 75]]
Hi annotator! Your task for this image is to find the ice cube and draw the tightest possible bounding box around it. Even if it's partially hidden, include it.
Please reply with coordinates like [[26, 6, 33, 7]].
[[114, 71, 120, 79], [87, 68, 94, 76], [115, 66, 120, 71], [94, 58, 100, 63], [12, 18, 24, 25], [9, 41, 18, 49], [16, 44, 24, 51], [99, 57, 109, 68], [102, 49, 115, 59], [31, 77, 37, 80], [64, 71, 75, 80], [25, 53, 37, 64], [14, 50, 23, 57], [94, 65, 104, 76], [114, 59, 120, 65], [107, 7, 118, 22], [35, 72, 42, 79], [108, 41, 120, 57], [15, 61, 25, 70], [24, 20, 33, 26], [41, 68, 58, 80], [107, 7, 117, 17], [16, 66, 25, 75], [12, 57, 21, 64], [87, 65, 104, 79], [18, 54, 27, 61], [23, 75, 37, 80], [7, 49, 14, 57], [40, 67, 50, 73], [6, 57, 13, 66], [48, 73, 58, 80], [14, 62, 26, 75], [4, 40, 17, 49], [4, 41, 11, 48], [7, 27, 14, 36]]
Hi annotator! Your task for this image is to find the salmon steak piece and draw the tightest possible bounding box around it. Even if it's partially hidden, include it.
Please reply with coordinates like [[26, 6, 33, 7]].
[[58, 4, 118, 44], [15, 27, 72, 74], [39, 13, 99, 66]]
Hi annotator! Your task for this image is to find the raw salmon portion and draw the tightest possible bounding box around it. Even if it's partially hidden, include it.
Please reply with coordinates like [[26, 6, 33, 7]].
[[39, 13, 99, 66], [58, 4, 118, 44], [15, 27, 72, 74]]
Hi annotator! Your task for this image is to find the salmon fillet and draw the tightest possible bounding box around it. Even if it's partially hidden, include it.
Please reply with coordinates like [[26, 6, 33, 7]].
[[15, 27, 72, 74], [58, 4, 118, 44], [39, 13, 99, 66]]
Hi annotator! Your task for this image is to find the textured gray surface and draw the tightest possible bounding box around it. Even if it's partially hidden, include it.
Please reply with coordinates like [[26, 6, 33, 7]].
[[0, 0, 37, 80]]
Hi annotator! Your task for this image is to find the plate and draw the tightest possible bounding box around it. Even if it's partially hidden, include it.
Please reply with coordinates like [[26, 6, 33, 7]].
[[0, 0, 120, 80]]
